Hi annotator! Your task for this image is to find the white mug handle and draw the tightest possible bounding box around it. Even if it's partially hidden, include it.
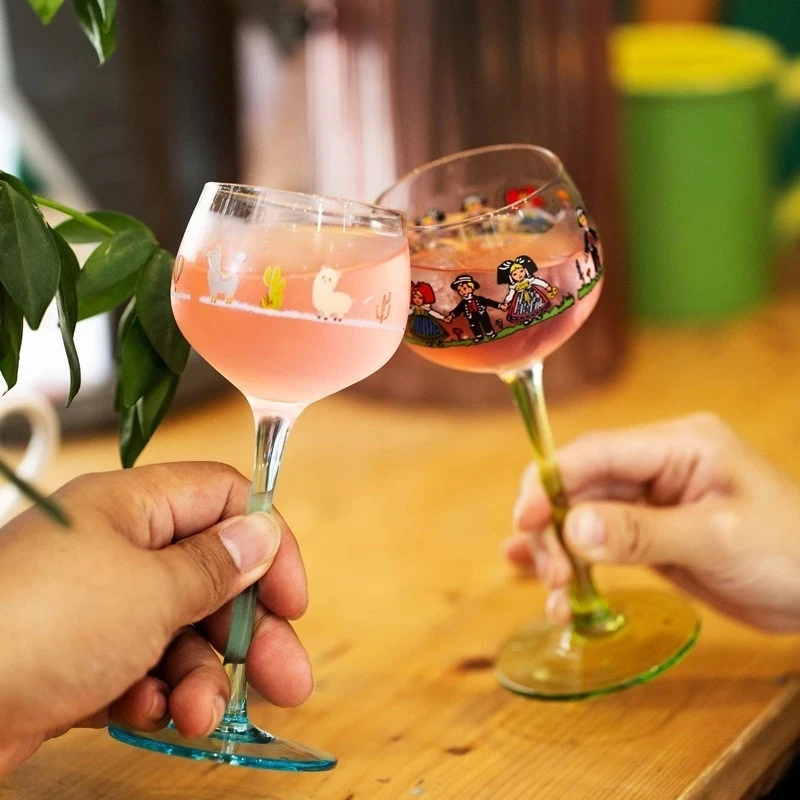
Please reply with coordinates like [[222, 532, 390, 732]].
[[0, 393, 60, 521]]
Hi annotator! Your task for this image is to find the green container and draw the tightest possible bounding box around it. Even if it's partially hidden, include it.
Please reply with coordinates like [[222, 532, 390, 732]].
[[613, 25, 782, 321]]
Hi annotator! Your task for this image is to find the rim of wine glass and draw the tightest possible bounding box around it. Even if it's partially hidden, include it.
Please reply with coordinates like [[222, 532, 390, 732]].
[[375, 143, 565, 233], [203, 182, 407, 228]]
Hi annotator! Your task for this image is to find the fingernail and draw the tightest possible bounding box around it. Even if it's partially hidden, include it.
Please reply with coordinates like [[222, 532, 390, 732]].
[[220, 513, 280, 572], [147, 683, 168, 721], [567, 509, 605, 550], [546, 588, 571, 622], [512, 495, 527, 527], [208, 695, 227, 735]]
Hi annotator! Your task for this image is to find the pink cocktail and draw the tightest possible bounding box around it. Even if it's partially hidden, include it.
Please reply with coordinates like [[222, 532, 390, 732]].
[[173, 224, 408, 404], [406, 225, 602, 374]]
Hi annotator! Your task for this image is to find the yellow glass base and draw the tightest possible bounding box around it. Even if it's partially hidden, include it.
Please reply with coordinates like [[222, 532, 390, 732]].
[[495, 590, 700, 700]]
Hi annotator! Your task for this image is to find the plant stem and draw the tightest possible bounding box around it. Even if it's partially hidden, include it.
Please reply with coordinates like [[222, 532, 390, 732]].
[[33, 195, 115, 237], [0, 456, 69, 526]]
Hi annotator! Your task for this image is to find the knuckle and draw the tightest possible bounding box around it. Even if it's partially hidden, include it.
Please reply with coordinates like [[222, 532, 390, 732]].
[[566, 430, 605, 453], [181, 540, 234, 608], [56, 471, 103, 498], [619, 509, 650, 562], [687, 411, 729, 439], [206, 461, 249, 488]]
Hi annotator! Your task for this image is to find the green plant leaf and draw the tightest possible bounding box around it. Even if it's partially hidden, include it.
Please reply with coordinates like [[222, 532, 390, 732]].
[[0, 455, 69, 525], [0, 171, 36, 204], [26, 0, 65, 25], [137, 369, 179, 440], [119, 404, 147, 468], [0, 288, 24, 391], [97, 0, 116, 31], [113, 299, 136, 413], [77, 271, 138, 321], [55, 211, 152, 244], [119, 316, 168, 407], [0, 180, 60, 330], [52, 232, 82, 405], [116, 298, 136, 356], [72, 0, 117, 63], [77, 229, 156, 299], [136, 249, 190, 374]]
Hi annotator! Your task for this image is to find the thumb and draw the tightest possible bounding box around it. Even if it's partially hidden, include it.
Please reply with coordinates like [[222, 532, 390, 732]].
[[564, 502, 709, 568], [157, 512, 282, 626]]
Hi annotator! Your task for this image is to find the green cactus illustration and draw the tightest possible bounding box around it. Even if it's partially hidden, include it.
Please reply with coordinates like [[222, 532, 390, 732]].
[[261, 265, 287, 310]]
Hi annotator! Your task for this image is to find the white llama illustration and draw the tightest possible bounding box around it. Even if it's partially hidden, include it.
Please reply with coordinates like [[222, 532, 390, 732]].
[[312, 266, 352, 320], [206, 246, 240, 303]]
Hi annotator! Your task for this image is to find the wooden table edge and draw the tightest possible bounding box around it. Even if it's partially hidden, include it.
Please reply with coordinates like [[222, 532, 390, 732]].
[[680, 678, 800, 800]]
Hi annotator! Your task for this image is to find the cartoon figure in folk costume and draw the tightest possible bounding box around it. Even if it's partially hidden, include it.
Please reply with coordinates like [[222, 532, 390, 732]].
[[408, 281, 448, 345], [554, 187, 572, 220], [462, 193, 488, 218], [497, 255, 557, 325], [412, 208, 447, 250], [462, 193, 498, 235], [444, 274, 503, 343], [575, 206, 602, 285], [505, 186, 554, 233], [416, 208, 447, 227]]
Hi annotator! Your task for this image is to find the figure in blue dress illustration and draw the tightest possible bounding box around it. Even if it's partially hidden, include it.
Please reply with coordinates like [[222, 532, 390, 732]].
[[408, 281, 448, 344], [496, 255, 557, 325]]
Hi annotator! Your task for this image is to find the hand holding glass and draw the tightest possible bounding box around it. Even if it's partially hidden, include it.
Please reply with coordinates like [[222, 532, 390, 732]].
[[109, 185, 409, 768], [378, 145, 699, 699]]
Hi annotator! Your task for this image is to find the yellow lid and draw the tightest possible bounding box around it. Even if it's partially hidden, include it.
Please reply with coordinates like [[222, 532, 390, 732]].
[[612, 24, 782, 95]]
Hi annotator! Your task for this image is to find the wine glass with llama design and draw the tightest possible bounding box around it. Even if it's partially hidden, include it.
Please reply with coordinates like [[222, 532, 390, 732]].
[[108, 185, 409, 768], [378, 145, 699, 699]]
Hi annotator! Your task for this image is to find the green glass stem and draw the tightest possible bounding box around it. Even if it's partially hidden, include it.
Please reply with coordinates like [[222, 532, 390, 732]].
[[502, 362, 623, 636], [221, 409, 293, 726]]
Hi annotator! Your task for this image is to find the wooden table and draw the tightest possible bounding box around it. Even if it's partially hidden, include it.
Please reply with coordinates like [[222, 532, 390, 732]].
[[5, 297, 800, 800]]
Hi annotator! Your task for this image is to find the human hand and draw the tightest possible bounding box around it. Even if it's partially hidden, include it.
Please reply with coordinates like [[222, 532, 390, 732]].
[[0, 463, 312, 775], [506, 414, 800, 633], [445, 314, 454, 324]]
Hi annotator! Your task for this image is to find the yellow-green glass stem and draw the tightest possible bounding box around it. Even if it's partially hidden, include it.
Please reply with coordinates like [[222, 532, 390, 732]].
[[502, 363, 623, 636]]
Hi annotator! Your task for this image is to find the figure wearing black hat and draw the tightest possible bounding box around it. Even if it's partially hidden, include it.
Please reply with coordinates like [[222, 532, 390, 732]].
[[576, 206, 601, 278], [444, 275, 503, 342], [496, 255, 555, 325]]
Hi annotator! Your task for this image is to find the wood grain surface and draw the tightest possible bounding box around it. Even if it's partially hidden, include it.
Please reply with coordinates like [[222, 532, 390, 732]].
[[4, 297, 800, 800]]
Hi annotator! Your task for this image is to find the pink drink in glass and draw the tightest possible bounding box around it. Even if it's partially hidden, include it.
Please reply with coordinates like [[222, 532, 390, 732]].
[[172, 224, 409, 404], [406, 218, 602, 374]]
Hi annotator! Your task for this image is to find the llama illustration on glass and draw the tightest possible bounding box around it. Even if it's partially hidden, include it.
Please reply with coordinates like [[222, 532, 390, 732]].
[[206, 246, 240, 303]]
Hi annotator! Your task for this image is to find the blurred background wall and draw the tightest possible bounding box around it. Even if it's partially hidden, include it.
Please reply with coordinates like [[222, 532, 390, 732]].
[[1, 0, 798, 429]]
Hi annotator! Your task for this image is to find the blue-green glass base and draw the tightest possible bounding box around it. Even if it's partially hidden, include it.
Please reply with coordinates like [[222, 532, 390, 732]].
[[108, 720, 337, 771]]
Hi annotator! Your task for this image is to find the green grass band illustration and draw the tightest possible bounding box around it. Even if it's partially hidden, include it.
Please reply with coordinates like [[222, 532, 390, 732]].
[[406, 293, 576, 348]]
